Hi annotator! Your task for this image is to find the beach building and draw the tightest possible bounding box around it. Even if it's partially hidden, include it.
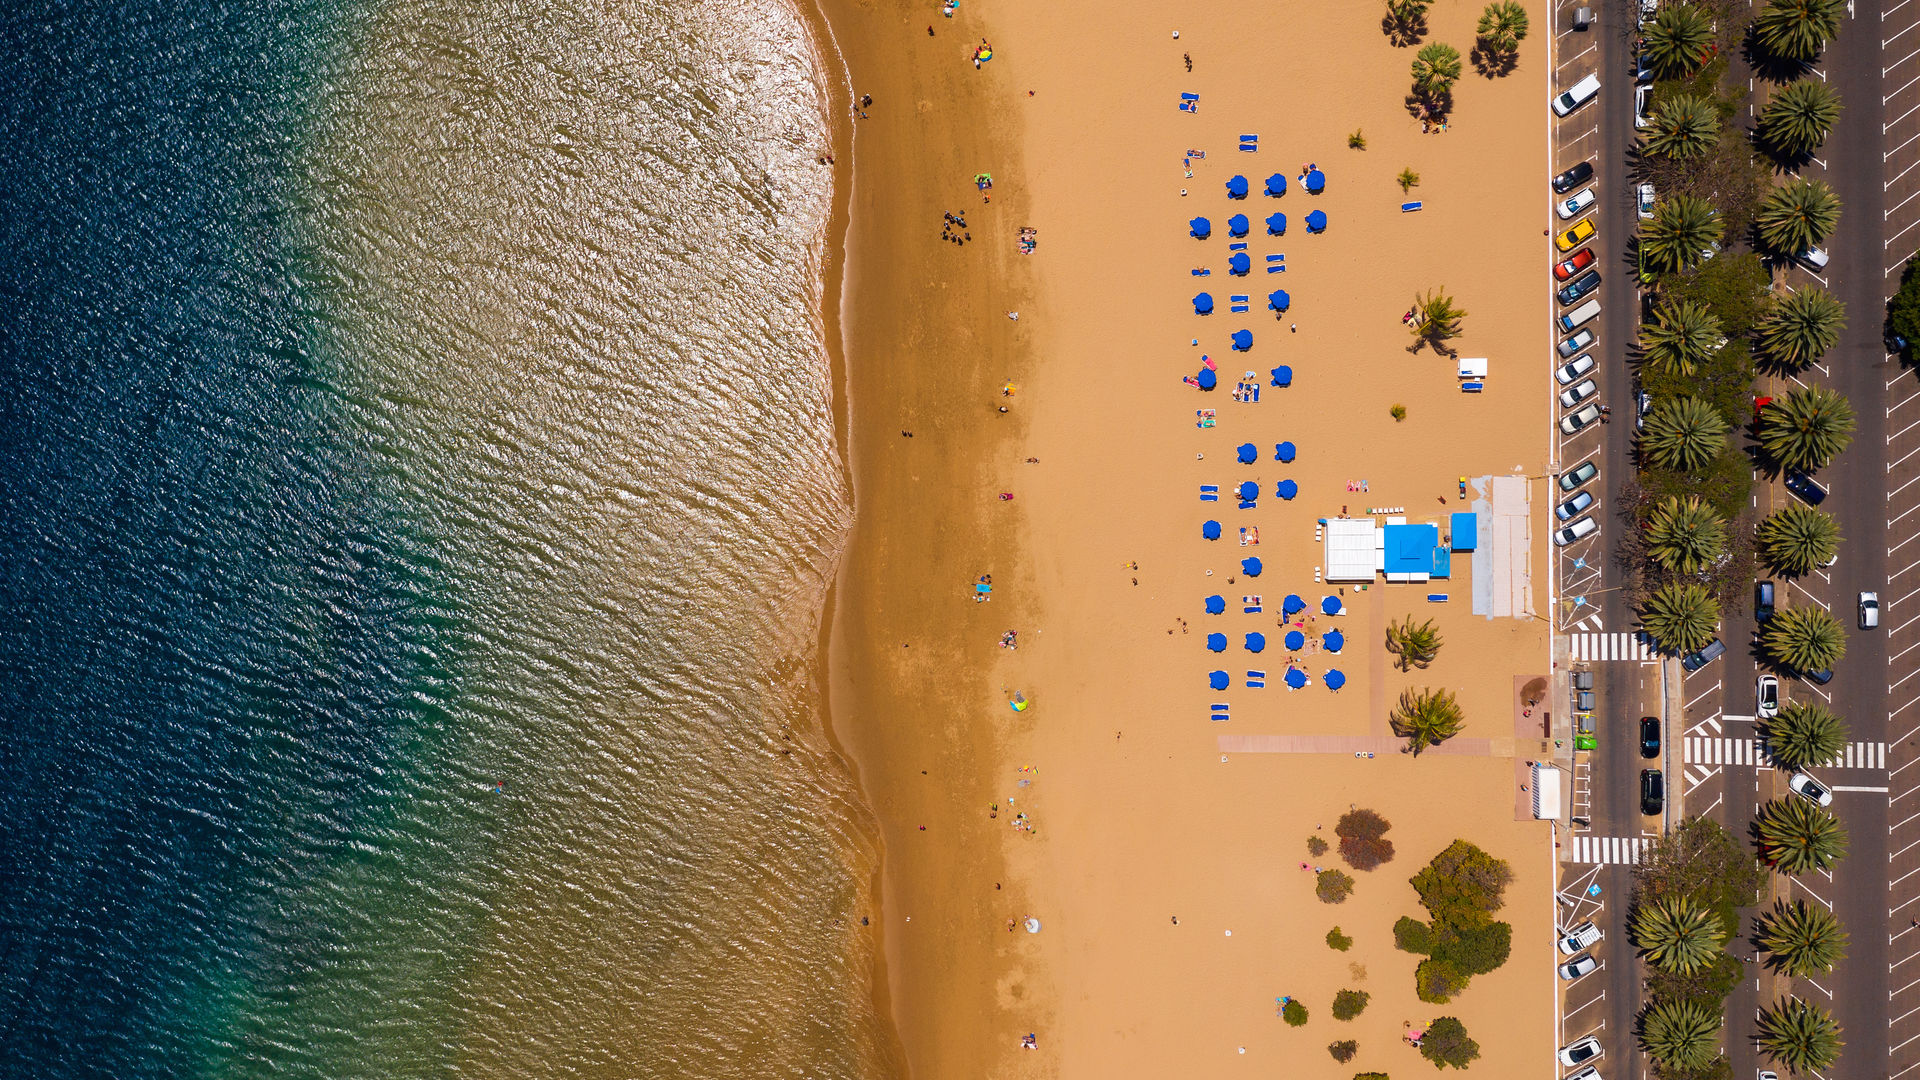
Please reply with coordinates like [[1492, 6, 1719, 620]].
[[1321, 514, 1474, 584]]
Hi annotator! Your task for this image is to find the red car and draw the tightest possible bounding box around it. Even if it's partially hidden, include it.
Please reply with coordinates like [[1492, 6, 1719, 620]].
[[1555, 247, 1595, 281]]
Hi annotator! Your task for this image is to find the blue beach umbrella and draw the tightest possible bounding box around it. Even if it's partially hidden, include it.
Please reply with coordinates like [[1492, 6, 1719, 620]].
[[1238, 481, 1258, 502], [1276, 441, 1296, 462], [1323, 629, 1345, 653], [1271, 365, 1293, 387], [1241, 557, 1263, 577], [1203, 520, 1222, 540], [1283, 594, 1305, 615], [1321, 595, 1342, 615], [1190, 216, 1212, 238], [1197, 368, 1217, 390], [1305, 168, 1326, 193], [1324, 669, 1346, 691], [1209, 670, 1230, 690], [1226, 175, 1249, 199], [1306, 209, 1327, 233], [1285, 629, 1305, 651], [1231, 329, 1253, 351], [1265, 212, 1286, 236], [1268, 290, 1290, 313], [1237, 442, 1257, 464], [1194, 292, 1215, 314], [1229, 252, 1250, 276], [1204, 594, 1226, 614], [1228, 213, 1249, 238], [1207, 633, 1228, 653], [1245, 632, 1266, 653], [1285, 668, 1308, 689], [1265, 173, 1287, 197], [1277, 479, 1298, 500]]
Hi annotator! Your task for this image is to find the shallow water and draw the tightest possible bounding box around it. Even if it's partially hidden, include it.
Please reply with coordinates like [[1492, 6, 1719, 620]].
[[0, 0, 894, 1074]]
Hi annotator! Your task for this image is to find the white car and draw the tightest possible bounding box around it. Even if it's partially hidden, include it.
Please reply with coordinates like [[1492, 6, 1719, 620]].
[[1554, 73, 1603, 117], [1796, 246, 1830, 272], [1559, 379, 1598, 409], [1862, 591, 1881, 630], [1559, 952, 1599, 979], [1559, 1035, 1604, 1068], [1558, 187, 1597, 219], [1555, 516, 1598, 546], [1557, 353, 1596, 385], [1756, 673, 1779, 718], [1561, 402, 1602, 434], [1558, 920, 1603, 955], [1637, 182, 1655, 219], [1564, 1069, 1601, 1080], [1789, 772, 1834, 807], [1634, 84, 1652, 128], [1556, 491, 1594, 521]]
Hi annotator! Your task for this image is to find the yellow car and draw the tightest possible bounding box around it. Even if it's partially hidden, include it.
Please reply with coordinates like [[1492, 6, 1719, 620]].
[[1556, 217, 1595, 252]]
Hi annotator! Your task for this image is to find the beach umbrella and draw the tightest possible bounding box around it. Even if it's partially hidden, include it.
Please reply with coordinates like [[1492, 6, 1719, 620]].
[[1193, 292, 1214, 314], [1276, 479, 1298, 500], [1197, 368, 1217, 390], [1306, 209, 1327, 233], [1228, 213, 1249, 238], [1321, 595, 1343, 615], [1228, 252, 1250, 276], [1305, 169, 1325, 193], [1236, 442, 1257, 464], [1265, 173, 1287, 197], [1285, 668, 1308, 689], [1276, 441, 1296, 462], [1245, 632, 1266, 653], [1237, 481, 1258, 502], [1271, 365, 1293, 387], [1265, 212, 1286, 236], [1226, 175, 1248, 199], [1324, 669, 1347, 691], [1204, 594, 1226, 614], [1285, 629, 1306, 651], [1231, 329, 1253, 351], [1203, 519, 1222, 540], [1206, 633, 1227, 653], [1268, 289, 1290, 313], [1283, 594, 1305, 615], [1241, 557, 1263, 577], [1323, 629, 1345, 653], [1190, 216, 1211, 238], [1209, 669, 1230, 690]]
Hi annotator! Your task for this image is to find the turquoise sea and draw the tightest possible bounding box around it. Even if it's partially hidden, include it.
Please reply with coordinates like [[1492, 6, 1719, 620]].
[[0, 0, 897, 1074]]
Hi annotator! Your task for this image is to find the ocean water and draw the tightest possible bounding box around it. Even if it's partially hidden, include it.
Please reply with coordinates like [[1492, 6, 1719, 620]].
[[0, 0, 897, 1076]]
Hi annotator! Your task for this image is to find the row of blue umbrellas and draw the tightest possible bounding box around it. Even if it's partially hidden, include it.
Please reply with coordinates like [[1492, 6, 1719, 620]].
[[1194, 290, 1286, 313], [1208, 667, 1346, 690], [1235, 441, 1295, 463], [1189, 210, 1326, 240], [1221, 171, 1324, 200]]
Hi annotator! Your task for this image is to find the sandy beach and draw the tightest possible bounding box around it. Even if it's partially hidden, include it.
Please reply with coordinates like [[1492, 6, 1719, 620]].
[[817, 0, 1560, 1075]]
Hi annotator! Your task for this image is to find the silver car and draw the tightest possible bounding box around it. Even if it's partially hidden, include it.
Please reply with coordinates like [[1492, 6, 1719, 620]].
[[1559, 379, 1598, 409], [1862, 591, 1881, 630], [1560, 403, 1602, 435], [1556, 491, 1594, 521], [1559, 1035, 1604, 1068], [1557, 353, 1596, 385], [1558, 952, 1598, 979]]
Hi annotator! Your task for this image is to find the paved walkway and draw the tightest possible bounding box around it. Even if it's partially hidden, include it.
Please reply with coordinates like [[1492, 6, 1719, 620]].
[[1217, 734, 1500, 756]]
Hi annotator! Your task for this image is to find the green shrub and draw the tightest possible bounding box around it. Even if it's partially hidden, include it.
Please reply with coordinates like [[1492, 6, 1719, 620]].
[[1283, 999, 1309, 1026], [1329, 1039, 1358, 1063], [1415, 957, 1467, 1003], [1332, 989, 1371, 1020], [1393, 915, 1434, 954], [1327, 926, 1354, 951], [1436, 914, 1511, 976], [1420, 1017, 1480, 1069], [1411, 840, 1512, 916], [1308, 835, 1330, 857], [1317, 869, 1356, 904]]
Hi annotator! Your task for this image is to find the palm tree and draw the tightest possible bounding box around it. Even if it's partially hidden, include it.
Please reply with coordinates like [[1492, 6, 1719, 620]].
[[1639, 195, 1724, 277], [1385, 0, 1431, 45], [1411, 289, 1465, 349], [1757, 178, 1842, 256], [1411, 42, 1463, 95], [1757, 899, 1849, 977], [1641, 94, 1721, 161], [1644, 4, 1715, 80], [1641, 583, 1720, 655], [1757, 503, 1841, 577], [1764, 701, 1850, 770], [1641, 999, 1723, 1071], [1758, 79, 1843, 158], [1756, 795, 1848, 873], [1753, 0, 1846, 64], [1640, 300, 1725, 377], [1645, 495, 1728, 577], [1475, 1, 1529, 57], [1755, 997, 1843, 1074], [1762, 605, 1847, 672], [1641, 396, 1730, 472], [1757, 287, 1846, 370], [1631, 894, 1727, 975], [1385, 617, 1444, 670], [1390, 687, 1464, 755], [1757, 386, 1856, 473]]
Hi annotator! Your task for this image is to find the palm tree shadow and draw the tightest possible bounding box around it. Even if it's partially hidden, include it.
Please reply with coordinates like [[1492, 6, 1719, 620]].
[[1404, 89, 1453, 124], [1382, 13, 1427, 48], [1741, 28, 1817, 84], [1469, 45, 1517, 79]]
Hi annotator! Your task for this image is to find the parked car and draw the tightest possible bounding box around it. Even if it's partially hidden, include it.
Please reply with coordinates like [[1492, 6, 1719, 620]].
[[1554, 160, 1595, 194], [1681, 639, 1726, 672], [1861, 591, 1881, 630], [1558, 920, 1603, 955], [1559, 952, 1599, 979], [1560, 403, 1602, 434], [1558, 187, 1597, 219], [1756, 580, 1775, 623], [1784, 470, 1828, 506], [1557, 217, 1597, 252], [1555, 516, 1598, 546], [1559, 379, 1598, 409], [1558, 327, 1596, 358], [1557, 491, 1595, 521], [1806, 667, 1834, 686], [1641, 769, 1664, 816], [1789, 772, 1834, 807], [1559, 298, 1602, 333], [1565, 1068, 1600, 1080], [1637, 181, 1656, 218], [1756, 674, 1779, 718], [1557, 353, 1596, 385], [1559, 1035, 1604, 1068], [1640, 716, 1660, 758], [1554, 73, 1603, 116], [1795, 246, 1830, 272], [1633, 48, 1653, 82], [1560, 461, 1598, 492], [1556, 247, 1597, 281], [1635, 387, 1652, 431], [1558, 269, 1602, 305], [1634, 83, 1652, 127]]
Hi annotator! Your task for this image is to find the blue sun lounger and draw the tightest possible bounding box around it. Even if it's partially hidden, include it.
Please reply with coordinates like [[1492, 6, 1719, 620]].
[[1191, 268, 1211, 276], [1402, 201, 1423, 212], [1179, 92, 1200, 112], [1201, 484, 1219, 501], [1239, 134, 1258, 152], [1211, 703, 1231, 721], [1228, 242, 1248, 251], [1246, 670, 1266, 688]]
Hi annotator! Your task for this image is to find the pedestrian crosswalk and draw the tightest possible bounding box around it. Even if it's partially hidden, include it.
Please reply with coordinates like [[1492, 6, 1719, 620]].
[[1568, 835, 1649, 865], [1683, 737, 1887, 770], [1569, 632, 1656, 662]]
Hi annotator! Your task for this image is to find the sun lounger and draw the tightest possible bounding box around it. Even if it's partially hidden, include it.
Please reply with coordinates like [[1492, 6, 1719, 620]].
[[1191, 268, 1210, 276], [1211, 704, 1231, 721], [1229, 242, 1247, 251], [1201, 484, 1219, 501], [1231, 295, 1249, 302], [1266, 253, 1285, 262], [1427, 594, 1448, 602], [1460, 381, 1484, 393], [1231, 303, 1249, 313], [1245, 671, 1266, 687], [1266, 265, 1285, 274], [1401, 201, 1422, 212]]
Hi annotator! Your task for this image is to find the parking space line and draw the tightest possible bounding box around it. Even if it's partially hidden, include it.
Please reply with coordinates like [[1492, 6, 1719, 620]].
[[1789, 578, 1833, 612]]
